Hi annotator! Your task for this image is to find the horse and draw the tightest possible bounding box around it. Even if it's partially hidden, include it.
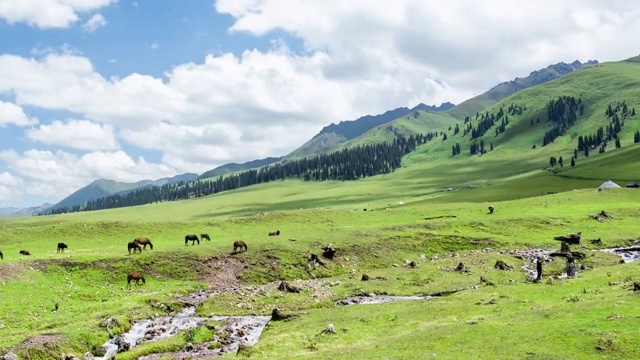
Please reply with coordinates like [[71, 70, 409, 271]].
[[268, 229, 281, 236], [57, 242, 68, 253], [201, 233, 211, 241], [233, 240, 248, 253], [134, 237, 153, 250], [185, 234, 199, 246], [128, 241, 142, 254], [127, 272, 146, 287], [19, 250, 31, 256]]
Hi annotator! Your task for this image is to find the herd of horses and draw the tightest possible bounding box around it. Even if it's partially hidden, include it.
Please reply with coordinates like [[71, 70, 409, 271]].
[[0, 229, 281, 286]]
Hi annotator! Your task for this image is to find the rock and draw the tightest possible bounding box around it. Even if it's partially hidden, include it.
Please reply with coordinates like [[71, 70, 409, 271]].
[[321, 323, 336, 335], [3, 352, 17, 360], [467, 320, 478, 325], [81, 352, 94, 360], [634, 282, 640, 292], [392, 263, 399, 267], [185, 342, 194, 352], [361, 274, 370, 281]]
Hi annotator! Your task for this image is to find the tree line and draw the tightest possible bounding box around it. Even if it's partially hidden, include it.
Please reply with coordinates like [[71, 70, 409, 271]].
[[42, 133, 436, 215]]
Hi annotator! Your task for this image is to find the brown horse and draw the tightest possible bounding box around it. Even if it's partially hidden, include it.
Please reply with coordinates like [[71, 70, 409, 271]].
[[128, 241, 142, 254], [134, 237, 153, 250], [268, 229, 280, 236], [233, 240, 248, 253], [201, 233, 211, 241], [127, 272, 146, 287], [185, 234, 199, 246], [57, 242, 68, 253], [19, 250, 31, 256]]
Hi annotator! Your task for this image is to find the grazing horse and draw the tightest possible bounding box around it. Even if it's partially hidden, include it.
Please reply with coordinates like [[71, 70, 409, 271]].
[[201, 233, 211, 241], [57, 242, 68, 253], [134, 237, 153, 250], [185, 234, 200, 246], [19, 250, 31, 256], [127, 272, 146, 287], [233, 240, 248, 253], [127, 241, 142, 254], [268, 229, 281, 236]]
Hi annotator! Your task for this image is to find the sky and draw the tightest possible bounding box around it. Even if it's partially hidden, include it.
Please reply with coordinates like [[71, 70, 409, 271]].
[[0, 0, 639, 208]]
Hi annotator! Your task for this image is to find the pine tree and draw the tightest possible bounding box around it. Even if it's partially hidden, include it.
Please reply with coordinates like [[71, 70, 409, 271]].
[[559, 156, 563, 167], [571, 157, 576, 167], [632, 108, 636, 116], [615, 138, 621, 148]]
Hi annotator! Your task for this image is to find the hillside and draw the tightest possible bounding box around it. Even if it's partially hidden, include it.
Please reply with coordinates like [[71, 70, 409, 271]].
[[199, 157, 283, 180], [47, 173, 199, 214], [286, 102, 454, 159], [446, 60, 598, 119]]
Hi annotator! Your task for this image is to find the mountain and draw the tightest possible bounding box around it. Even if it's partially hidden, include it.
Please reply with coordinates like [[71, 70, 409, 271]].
[[446, 60, 598, 119], [199, 157, 284, 179], [287, 102, 454, 159], [46, 173, 199, 214], [0, 203, 52, 218]]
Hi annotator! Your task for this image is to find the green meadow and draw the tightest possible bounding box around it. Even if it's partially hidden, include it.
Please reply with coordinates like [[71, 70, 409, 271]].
[[1, 58, 640, 359]]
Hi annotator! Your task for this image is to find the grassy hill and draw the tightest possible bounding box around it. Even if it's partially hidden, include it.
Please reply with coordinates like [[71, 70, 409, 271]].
[[287, 103, 454, 159], [48, 174, 199, 214], [446, 60, 597, 120], [199, 157, 283, 179]]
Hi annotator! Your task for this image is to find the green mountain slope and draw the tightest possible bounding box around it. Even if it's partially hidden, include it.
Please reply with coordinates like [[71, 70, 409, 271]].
[[199, 157, 283, 179], [287, 103, 454, 159], [446, 60, 597, 120], [48, 174, 199, 213]]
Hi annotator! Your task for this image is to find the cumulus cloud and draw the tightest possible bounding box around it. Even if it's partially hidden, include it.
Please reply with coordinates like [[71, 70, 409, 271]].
[[82, 13, 107, 32], [26, 119, 119, 150], [2, 0, 640, 206], [0, 149, 177, 198], [0, 0, 115, 29], [0, 101, 38, 127], [0, 171, 23, 201]]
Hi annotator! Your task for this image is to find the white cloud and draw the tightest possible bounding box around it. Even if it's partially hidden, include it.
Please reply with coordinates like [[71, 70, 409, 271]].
[[150, 41, 159, 50], [0, 101, 38, 127], [82, 13, 106, 32], [2, 1, 640, 206], [0, 171, 23, 201], [0, 0, 115, 29], [0, 149, 177, 198], [26, 119, 119, 150]]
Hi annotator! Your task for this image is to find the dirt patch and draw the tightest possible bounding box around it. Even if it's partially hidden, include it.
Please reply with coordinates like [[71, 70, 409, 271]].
[[0, 262, 25, 280], [200, 256, 245, 291], [10, 333, 66, 352]]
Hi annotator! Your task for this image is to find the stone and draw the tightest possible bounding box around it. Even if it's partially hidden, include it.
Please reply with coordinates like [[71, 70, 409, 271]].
[[3, 352, 18, 360]]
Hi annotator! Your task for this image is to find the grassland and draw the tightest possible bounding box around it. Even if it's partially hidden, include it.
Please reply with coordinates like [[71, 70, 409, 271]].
[[2, 59, 640, 359]]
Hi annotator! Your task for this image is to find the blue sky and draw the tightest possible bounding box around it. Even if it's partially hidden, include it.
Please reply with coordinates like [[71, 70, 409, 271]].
[[0, 0, 638, 209]]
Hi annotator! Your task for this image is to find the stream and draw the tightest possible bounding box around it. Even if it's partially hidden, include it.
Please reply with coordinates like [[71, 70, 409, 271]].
[[93, 246, 640, 359], [95, 291, 270, 360]]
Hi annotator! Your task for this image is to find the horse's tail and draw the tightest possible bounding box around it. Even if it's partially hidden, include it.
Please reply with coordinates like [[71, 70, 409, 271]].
[[245, 243, 248, 250], [141, 276, 146, 284], [149, 241, 153, 250]]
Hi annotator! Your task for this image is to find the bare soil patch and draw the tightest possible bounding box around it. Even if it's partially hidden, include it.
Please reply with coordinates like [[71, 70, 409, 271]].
[[10, 333, 66, 352], [200, 256, 245, 291], [0, 262, 25, 280]]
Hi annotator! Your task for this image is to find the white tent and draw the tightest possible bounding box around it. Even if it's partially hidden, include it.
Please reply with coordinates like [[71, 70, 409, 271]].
[[598, 180, 621, 191]]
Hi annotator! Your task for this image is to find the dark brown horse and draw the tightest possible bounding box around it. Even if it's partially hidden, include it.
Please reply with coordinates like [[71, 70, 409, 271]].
[[134, 237, 153, 250], [127, 271, 146, 287], [128, 241, 142, 254], [57, 242, 68, 253], [268, 229, 280, 236], [19, 250, 31, 256], [185, 234, 199, 246], [201, 233, 211, 241], [233, 240, 248, 253]]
